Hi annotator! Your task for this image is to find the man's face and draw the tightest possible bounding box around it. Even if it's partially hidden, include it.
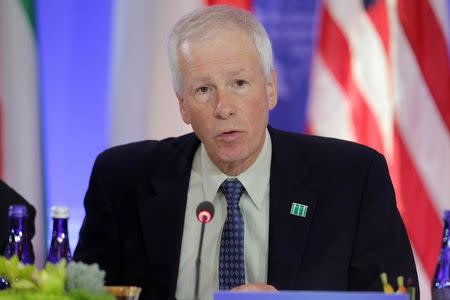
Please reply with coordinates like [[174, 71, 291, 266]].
[[176, 29, 277, 175]]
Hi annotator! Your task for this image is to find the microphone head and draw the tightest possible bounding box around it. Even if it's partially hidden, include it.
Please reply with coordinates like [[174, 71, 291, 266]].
[[196, 201, 215, 223]]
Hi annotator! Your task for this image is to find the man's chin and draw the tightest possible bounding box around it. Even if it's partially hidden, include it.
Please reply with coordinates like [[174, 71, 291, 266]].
[[216, 150, 247, 164], [214, 152, 255, 174]]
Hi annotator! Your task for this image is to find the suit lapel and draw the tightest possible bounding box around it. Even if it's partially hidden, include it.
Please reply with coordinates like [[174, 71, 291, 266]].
[[136, 134, 200, 299], [267, 129, 317, 289]]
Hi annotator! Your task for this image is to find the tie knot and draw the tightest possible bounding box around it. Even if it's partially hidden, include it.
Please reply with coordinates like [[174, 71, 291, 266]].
[[220, 178, 245, 207]]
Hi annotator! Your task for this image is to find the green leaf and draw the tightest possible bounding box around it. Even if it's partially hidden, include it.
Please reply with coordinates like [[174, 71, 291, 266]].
[[0, 256, 38, 289], [27, 260, 66, 294], [10, 279, 36, 291]]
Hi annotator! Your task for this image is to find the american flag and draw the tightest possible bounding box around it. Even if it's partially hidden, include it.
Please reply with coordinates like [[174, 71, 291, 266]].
[[309, 0, 450, 299]]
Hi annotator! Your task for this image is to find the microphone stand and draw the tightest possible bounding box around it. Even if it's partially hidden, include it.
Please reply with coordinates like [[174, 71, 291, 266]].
[[194, 218, 207, 300]]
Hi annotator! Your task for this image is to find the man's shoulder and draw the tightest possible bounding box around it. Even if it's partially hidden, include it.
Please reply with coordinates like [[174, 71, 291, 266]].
[[92, 132, 199, 174], [269, 127, 383, 164]]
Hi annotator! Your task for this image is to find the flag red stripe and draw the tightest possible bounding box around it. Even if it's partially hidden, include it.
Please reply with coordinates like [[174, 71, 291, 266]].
[[205, 0, 252, 10], [397, 0, 450, 132], [365, 0, 390, 60], [318, 5, 384, 153], [391, 125, 443, 278]]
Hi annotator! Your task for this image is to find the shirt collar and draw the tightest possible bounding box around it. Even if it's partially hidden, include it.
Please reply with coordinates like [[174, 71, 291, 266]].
[[201, 129, 272, 210]]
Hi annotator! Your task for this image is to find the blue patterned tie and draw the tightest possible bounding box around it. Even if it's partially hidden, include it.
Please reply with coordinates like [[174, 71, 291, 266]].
[[219, 178, 246, 290]]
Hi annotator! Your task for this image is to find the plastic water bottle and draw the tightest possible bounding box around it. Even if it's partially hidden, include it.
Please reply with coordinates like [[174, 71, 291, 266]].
[[4, 204, 34, 264], [432, 210, 450, 299], [47, 206, 72, 264]]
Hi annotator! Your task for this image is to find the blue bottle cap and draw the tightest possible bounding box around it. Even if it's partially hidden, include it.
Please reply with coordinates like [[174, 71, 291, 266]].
[[8, 205, 27, 218]]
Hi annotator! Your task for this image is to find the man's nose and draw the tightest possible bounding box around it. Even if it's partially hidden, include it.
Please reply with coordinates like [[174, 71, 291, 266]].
[[213, 89, 235, 119]]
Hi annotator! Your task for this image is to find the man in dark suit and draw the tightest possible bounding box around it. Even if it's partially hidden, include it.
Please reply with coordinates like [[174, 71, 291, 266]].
[[0, 180, 36, 256], [74, 5, 418, 300]]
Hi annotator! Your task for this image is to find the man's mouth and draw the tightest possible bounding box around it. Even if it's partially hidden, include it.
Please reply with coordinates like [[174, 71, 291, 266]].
[[217, 130, 242, 142]]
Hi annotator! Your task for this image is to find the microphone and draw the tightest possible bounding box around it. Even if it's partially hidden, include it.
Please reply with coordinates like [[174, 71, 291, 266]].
[[196, 201, 214, 223], [194, 201, 215, 300]]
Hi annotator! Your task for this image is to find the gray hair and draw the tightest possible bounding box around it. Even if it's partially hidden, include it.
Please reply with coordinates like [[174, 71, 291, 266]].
[[168, 5, 274, 93]]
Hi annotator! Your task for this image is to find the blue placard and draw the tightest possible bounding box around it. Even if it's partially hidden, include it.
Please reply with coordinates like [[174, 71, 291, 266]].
[[215, 291, 409, 300]]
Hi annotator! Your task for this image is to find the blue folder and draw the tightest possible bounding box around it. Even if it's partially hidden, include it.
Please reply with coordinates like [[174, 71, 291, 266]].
[[214, 291, 409, 300]]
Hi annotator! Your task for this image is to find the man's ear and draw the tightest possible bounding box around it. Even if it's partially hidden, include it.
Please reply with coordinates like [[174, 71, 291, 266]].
[[176, 91, 191, 124], [266, 70, 278, 110]]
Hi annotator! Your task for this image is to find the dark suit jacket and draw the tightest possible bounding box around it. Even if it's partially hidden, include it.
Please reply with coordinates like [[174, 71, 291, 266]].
[[74, 127, 418, 299], [0, 180, 36, 256]]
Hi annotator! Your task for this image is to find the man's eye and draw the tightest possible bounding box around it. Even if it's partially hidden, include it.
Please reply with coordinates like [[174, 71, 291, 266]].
[[235, 80, 248, 87], [196, 86, 209, 94]]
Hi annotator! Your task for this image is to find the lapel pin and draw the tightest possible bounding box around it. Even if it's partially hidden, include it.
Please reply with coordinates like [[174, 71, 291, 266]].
[[290, 202, 308, 218]]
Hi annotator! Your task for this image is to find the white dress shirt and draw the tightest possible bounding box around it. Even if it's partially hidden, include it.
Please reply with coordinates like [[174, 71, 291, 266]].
[[175, 130, 272, 300]]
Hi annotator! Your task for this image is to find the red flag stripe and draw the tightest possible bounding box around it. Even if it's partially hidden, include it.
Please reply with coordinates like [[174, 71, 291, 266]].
[[205, 0, 252, 10], [397, 0, 450, 133], [390, 126, 443, 278], [318, 5, 384, 153]]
